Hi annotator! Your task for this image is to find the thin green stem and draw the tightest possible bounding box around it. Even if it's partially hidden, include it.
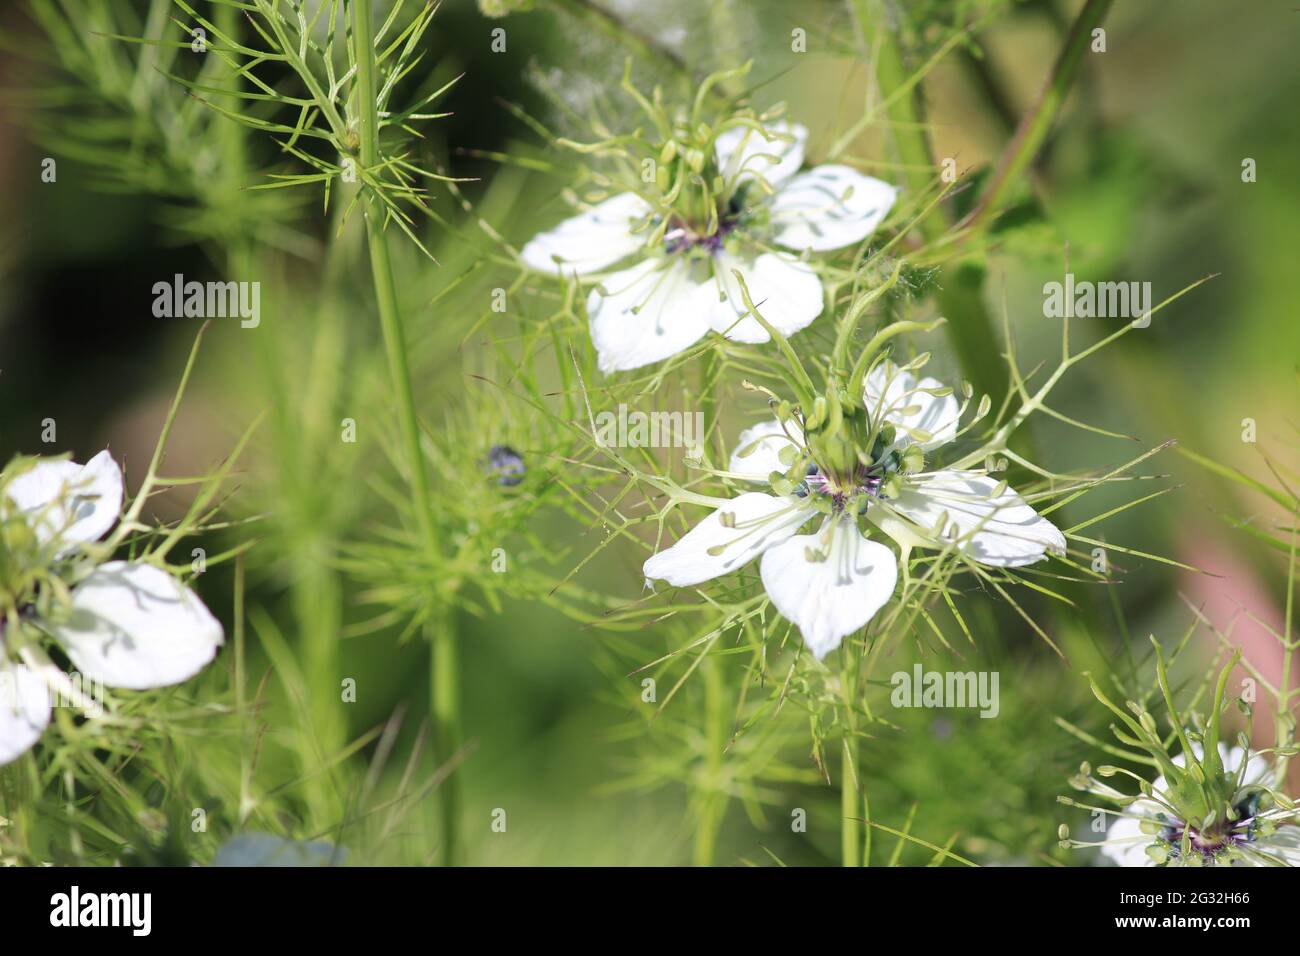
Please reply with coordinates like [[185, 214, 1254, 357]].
[[691, 355, 729, 868], [849, 0, 1003, 401], [1278, 519, 1297, 782], [352, 0, 461, 865], [551, 0, 692, 79]]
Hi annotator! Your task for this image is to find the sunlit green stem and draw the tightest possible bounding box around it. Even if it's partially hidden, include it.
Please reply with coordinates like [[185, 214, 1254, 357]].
[[1278, 522, 1297, 782], [841, 646, 862, 867], [353, 0, 461, 864]]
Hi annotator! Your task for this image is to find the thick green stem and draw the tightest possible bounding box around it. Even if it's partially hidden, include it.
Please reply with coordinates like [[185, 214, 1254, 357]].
[[352, 0, 461, 864], [692, 650, 728, 867]]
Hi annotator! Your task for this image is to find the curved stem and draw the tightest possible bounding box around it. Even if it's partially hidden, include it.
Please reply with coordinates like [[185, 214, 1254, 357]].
[[352, 0, 461, 864]]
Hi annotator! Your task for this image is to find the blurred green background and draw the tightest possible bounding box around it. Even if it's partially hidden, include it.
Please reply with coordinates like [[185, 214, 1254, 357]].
[[1, 0, 1297, 865]]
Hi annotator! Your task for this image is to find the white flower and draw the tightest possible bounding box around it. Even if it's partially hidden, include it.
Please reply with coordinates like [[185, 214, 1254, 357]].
[[1094, 745, 1299, 867], [521, 121, 899, 373], [642, 362, 1065, 659], [0, 451, 224, 766]]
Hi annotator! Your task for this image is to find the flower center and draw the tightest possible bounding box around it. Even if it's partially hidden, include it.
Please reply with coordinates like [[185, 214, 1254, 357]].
[[1156, 793, 1263, 862], [795, 446, 909, 514], [662, 182, 757, 255]]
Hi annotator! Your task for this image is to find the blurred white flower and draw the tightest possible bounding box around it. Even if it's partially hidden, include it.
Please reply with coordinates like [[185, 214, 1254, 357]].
[[1093, 745, 1299, 866], [0, 451, 224, 766], [522, 120, 898, 372], [643, 362, 1064, 658]]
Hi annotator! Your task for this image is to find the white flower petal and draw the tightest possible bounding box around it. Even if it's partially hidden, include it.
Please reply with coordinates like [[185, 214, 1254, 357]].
[[715, 121, 807, 190], [871, 472, 1066, 567], [50, 561, 224, 691], [729, 419, 805, 482], [1257, 827, 1300, 866], [520, 192, 653, 275], [644, 493, 813, 588], [587, 257, 712, 372], [707, 251, 824, 343], [4, 450, 123, 553], [863, 361, 960, 450], [759, 516, 897, 659], [0, 663, 52, 766], [770, 165, 898, 252]]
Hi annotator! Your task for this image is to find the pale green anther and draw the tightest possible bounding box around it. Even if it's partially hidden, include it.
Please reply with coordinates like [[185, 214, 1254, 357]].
[[719, 510, 737, 529], [806, 396, 828, 431], [882, 475, 903, 499], [659, 139, 678, 164], [771, 476, 795, 497], [906, 427, 933, 444], [1057, 824, 1069, 840], [1098, 765, 1118, 777], [777, 444, 798, 467], [1080, 761, 1092, 775], [1139, 712, 1158, 735], [687, 149, 705, 174], [804, 546, 827, 563]]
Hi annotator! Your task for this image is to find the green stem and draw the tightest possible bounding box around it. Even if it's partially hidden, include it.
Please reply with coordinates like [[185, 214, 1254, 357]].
[[849, 0, 1003, 401], [551, 0, 691, 78], [1278, 520, 1297, 783], [692, 649, 728, 867], [960, 0, 1114, 232], [352, 0, 461, 865], [840, 646, 861, 867]]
